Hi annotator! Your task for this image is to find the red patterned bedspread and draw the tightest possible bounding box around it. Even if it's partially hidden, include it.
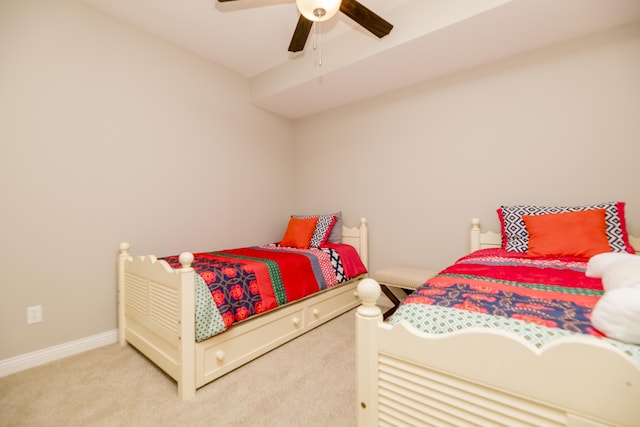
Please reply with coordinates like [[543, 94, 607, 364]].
[[391, 250, 640, 362], [399, 248, 604, 336], [391, 249, 640, 363], [162, 243, 366, 335]]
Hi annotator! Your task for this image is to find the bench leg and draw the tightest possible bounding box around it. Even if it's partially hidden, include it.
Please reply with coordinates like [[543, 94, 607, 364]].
[[380, 284, 402, 319]]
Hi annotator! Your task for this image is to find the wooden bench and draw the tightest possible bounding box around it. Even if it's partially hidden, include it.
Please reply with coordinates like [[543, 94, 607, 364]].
[[371, 266, 437, 319]]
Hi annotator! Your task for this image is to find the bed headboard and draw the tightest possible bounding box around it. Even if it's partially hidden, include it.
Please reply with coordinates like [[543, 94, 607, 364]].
[[343, 217, 369, 269], [470, 217, 640, 255], [469, 218, 501, 251]]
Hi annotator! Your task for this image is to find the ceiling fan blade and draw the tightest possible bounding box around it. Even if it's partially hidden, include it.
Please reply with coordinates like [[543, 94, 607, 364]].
[[288, 15, 313, 52], [340, 0, 393, 38]]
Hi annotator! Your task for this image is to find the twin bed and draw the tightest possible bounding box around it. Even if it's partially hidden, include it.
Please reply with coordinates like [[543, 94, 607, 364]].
[[357, 203, 640, 427], [117, 215, 368, 400]]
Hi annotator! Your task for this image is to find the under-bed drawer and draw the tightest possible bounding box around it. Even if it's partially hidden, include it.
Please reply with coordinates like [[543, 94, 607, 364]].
[[196, 304, 306, 386], [305, 280, 360, 328]]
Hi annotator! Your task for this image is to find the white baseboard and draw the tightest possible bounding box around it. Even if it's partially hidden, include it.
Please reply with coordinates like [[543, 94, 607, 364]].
[[0, 329, 118, 378]]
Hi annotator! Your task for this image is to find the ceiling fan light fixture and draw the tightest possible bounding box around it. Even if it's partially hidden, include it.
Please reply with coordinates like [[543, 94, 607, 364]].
[[296, 0, 341, 22]]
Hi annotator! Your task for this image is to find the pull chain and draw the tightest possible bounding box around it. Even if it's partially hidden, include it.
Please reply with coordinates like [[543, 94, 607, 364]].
[[313, 22, 323, 67]]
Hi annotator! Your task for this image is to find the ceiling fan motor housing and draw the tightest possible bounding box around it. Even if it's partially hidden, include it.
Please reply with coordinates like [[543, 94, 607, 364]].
[[296, 0, 341, 22]]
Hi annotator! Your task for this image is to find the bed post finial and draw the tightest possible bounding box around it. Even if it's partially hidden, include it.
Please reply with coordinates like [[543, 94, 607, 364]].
[[178, 252, 194, 270], [119, 242, 130, 255], [470, 218, 481, 252], [357, 278, 382, 318]]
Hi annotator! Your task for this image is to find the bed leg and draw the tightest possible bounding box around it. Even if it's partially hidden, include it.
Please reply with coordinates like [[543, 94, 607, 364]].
[[356, 278, 382, 427], [117, 242, 130, 346], [178, 252, 196, 401]]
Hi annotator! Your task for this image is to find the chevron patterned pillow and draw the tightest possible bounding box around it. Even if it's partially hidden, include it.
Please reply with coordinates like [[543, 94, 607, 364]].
[[497, 201, 634, 254]]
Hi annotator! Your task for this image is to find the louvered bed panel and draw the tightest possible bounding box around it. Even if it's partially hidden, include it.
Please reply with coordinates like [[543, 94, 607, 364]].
[[148, 283, 180, 335], [123, 273, 147, 315], [124, 272, 181, 345], [377, 353, 565, 426]]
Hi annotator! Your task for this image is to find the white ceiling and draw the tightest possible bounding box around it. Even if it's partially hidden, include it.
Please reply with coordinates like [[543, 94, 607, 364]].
[[84, 0, 640, 119]]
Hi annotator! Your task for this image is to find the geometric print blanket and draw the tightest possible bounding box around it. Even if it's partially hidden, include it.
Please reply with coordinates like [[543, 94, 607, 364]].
[[162, 243, 367, 342], [388, 248, 640, 364]]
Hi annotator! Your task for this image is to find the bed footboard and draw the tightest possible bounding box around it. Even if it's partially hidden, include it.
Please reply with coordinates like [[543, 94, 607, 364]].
[[356, 278, 640, 427], [117, 243, 196, 400]]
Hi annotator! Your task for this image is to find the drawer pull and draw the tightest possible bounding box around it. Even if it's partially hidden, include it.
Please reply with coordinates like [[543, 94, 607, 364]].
[[215, 350, 225, 361], [312, 308, 320, 317], [292, 317, 300, 327]]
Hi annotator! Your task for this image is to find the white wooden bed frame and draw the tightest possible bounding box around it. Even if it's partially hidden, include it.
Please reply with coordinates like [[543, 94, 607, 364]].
[[357, 218, 640, 427], [118, 218, 368, 400]]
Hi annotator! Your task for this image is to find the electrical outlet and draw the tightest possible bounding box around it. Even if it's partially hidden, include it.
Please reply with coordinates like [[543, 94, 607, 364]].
[[27, 305, 42, 324]]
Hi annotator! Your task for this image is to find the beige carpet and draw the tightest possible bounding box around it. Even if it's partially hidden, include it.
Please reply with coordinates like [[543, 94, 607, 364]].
[[1, 309, 361, 427]]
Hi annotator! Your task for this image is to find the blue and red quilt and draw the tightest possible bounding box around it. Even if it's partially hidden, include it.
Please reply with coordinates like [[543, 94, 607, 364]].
[[162, 243, 366, 341], [389, 248, 640, 361]]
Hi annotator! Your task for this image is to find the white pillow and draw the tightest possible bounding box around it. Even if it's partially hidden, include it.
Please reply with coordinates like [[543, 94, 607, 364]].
[[586, 252, 639, 278], [601, 258, 640, 291], [591, 287, 640, 344]]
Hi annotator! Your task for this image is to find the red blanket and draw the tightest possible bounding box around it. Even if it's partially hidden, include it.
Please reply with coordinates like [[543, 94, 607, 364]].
[[163, 243, 366, 330], [399, 248, 603, 336]]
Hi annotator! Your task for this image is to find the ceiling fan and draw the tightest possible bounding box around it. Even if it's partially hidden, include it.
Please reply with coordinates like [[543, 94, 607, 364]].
[[217, 0, 393, 52]]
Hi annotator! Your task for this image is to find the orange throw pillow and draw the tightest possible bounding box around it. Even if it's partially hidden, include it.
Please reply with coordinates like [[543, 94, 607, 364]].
[[279, 217, 318, 249], [523, 209, 611, 258]]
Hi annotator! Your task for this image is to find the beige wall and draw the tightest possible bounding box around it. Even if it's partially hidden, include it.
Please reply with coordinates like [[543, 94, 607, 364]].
[[293, 22, 640, 272], [0, 0, 294, 359]]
